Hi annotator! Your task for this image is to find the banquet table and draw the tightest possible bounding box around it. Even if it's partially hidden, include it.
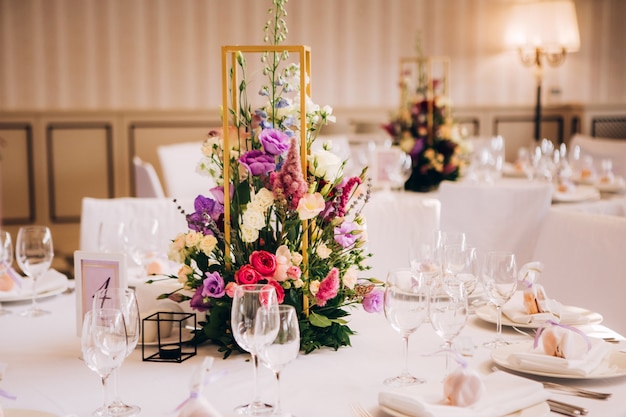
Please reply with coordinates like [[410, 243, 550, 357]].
[[1, 288, 626, 417]]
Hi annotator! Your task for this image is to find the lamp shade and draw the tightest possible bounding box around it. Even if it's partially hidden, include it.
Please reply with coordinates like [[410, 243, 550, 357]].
[[506, 0, 580, 53]]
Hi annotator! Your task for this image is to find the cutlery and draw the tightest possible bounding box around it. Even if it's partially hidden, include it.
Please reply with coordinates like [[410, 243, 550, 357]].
[[547, 399, 588, 416], [543, 381, 612, 400], [351, 402, 373, 417]]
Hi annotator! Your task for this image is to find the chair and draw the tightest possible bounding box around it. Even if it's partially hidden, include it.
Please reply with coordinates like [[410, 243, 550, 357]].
[[569, 134, 626, 179], [133, 156, 166, 198], [531, 208, 626, 335], [157, 142, 216, 199]]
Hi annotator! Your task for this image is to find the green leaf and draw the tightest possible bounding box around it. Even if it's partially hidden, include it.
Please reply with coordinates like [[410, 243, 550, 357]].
[[309, 311, 332, 328]]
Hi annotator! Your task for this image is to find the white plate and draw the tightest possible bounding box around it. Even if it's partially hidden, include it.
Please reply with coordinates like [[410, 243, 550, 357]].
[[595, 177, 626, 193], [0, 270, 69, 302], [502, 162, 530, 178], [491, 341, 626, 379], [380, 401, 550, 417], [475, 304, 603, 329], [552, 185, 600, 203], [4, 410, 61, 417]]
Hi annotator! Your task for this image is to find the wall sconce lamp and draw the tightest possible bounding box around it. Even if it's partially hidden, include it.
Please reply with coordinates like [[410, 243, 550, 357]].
[[506, 0, 580, 142]]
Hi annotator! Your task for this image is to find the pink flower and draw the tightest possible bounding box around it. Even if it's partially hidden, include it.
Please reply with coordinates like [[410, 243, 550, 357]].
[[235, 264, 261, 285], [316, 268, 340, 307], [336, 176, 362, 217], [297, 192, 325, 220], [249, 251, 277, 276], [264, 279, 285, 304], [225, 282, 238, 298], [270, 137, 307, 209], [286, 266, 301, 280]]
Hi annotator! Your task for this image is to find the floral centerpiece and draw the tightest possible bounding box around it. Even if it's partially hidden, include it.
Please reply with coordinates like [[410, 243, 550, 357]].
[[383, 57, 467, 192], [160, 0, 383, 357]]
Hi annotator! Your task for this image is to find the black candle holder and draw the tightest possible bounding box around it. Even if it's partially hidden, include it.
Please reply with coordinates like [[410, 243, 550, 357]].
[[141, 311, 197, 363]]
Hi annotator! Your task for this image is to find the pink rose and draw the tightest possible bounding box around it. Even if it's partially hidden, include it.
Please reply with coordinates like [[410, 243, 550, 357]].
[[225, 282, 238, 298], [286, 266, 301, 280], [250, 251, 277, 276], [235, 264, 261, 285], [264, 279, 285, 304]]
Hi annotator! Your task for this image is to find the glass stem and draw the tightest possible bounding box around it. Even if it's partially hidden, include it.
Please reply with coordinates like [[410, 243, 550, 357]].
[[274, 370, 282, 414], [102, 373, 114, 411], [251, 353, 261, 406], [401, 334, 410, 376], [444, 341, 452, 377], [110, 368, 122, 405], [496, 305, 502, 339], [31, 273, 39, 311]]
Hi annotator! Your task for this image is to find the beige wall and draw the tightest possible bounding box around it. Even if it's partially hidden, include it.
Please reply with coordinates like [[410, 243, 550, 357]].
[[1, 0, 625, 111]]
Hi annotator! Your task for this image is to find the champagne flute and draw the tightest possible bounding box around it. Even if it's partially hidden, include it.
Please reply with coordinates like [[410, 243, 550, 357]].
[[92, 287, 141, 417], [257, 304, 299, 417], [383, 268, 428, 387], [82, 309, 128, 417], [482, 251, 517, 348], [0, 230, 15, 315], [231, 283, 279, 415], [429, 279, 468, 376], [15, 226, 54, 317]]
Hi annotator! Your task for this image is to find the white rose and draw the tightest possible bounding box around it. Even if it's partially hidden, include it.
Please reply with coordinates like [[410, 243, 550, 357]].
[[308, 149, 343, 182], [290, 252, 303, 266], [185, 231, 202, 248], [240, 225, 259, 243], [241, 206, 265, 230], [316, 243, 332, 259], [342, 266, 358, 290], [198, 235, 218, 256], [309, 280, 320, 295], [254, 188, 274, 210]]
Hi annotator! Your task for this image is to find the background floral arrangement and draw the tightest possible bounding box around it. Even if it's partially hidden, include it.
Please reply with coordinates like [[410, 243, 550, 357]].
[[383, 62, 467, 192], [161, 0, 383, 357]]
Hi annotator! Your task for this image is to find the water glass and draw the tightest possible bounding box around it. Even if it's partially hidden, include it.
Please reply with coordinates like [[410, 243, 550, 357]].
[[15, 226, 54, 317], [482, 251, 517, 348]]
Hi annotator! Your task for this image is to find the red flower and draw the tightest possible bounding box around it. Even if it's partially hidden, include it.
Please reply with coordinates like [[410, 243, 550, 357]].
[[263, 279, 285, 304], [235, 264, 261, 285], [250, 250, 277, 276]]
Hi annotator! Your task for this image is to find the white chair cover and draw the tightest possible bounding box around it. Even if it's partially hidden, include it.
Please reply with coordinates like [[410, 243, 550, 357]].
[[157, 141, 216, 199], [569, 134, 626, 179], [133, 156, 166, 198], [439, 178, 553, 265], [532, 208, 626, 335]]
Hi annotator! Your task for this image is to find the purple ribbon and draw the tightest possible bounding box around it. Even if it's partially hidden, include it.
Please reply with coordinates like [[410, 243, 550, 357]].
[[173, 369, 227, 412], [2, 262, 22, 288], [0, 388, 16, 400], [533, 319, 592, 352]]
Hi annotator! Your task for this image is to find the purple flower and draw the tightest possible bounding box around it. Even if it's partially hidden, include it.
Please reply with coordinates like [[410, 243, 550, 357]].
[[209, 185, 233, 205], [334, 221, 358, 248], [201, 271, 225, 298], [239, 150, 276, 176], [190, 286, 210, 312], [259, 128, 290, 156], [186, 195, 224, 234], [362, 289, 383, 313]]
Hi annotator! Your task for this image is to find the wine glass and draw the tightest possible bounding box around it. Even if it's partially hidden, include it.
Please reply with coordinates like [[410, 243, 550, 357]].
[[429, 279, 468, 376], [257, 304, 299, 417], [81, 309, 128, 417], [231, 283, 279, 415], [0, 230, 15, 315], [442, 244, 478, 298], [15, 226, 54, 317], [92, 287, 141, 417], [482, 251, 518, 348], [383, 268, 428, 387]]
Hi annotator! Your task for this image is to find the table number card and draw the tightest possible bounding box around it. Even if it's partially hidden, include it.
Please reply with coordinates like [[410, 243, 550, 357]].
[[74, 251, 127, 335]]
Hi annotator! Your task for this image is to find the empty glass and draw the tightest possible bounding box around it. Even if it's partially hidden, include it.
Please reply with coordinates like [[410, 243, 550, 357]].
[[482, 251, 517, 348], [0, 230, 15, 315], [15, 226, 54, 317], [383, 268, 428, 387]]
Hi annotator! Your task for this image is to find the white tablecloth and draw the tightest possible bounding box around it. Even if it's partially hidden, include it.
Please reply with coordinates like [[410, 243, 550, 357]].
[[1, 291, 625, 417]]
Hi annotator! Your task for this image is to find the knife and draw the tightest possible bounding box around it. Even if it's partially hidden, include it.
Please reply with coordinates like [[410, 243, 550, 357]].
[[547, 399, 589, 416]]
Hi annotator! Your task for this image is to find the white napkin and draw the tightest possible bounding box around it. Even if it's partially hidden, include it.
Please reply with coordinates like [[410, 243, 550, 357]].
[[501, 291, 583, 325], [509, 338, 613, 377], [177, 357, 224, 417], [379, 371, 549, 417], [0, 269, 68, 296]]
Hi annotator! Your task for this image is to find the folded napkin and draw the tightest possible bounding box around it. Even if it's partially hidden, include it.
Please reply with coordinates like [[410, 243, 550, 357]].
[[176, 357, 224, 417], [379, 371, 548, 417], [509, 338, 613, 377], [502, 291, 584, 325], [0, 269, 67, 296]]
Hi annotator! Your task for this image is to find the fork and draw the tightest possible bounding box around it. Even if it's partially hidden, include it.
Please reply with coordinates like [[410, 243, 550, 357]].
[[543, 381, 612, 400], [351, 402, 373, 417]]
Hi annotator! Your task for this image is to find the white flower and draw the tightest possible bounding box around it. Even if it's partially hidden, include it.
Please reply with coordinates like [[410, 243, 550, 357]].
[[309, 280, 320, 295], [240, 225, 259, 243], [291, 252, 303, 266], [242, 206, 266, 230], [316, 242, 332, 259], [185, 231, 202, 248], [254, 188, 274, 210], [342, 266, 358, 289], [308, 149, 343, 182], [198, 235, 218, 256]]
